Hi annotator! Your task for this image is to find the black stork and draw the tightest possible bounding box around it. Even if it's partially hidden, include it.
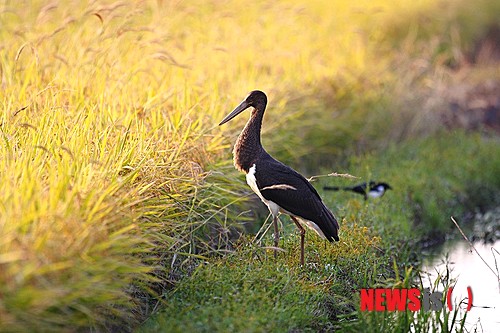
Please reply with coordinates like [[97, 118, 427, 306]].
[[324, 181, 392, 200], [219, 90, 339, 265]]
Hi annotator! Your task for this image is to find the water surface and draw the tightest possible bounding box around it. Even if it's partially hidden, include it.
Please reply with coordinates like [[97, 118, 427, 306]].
[[422, 239, 500, 332]]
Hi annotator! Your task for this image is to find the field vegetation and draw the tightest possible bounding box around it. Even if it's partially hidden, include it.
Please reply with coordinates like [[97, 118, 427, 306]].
[[142, 132, 500, 332], [0, 0, 499, 331]]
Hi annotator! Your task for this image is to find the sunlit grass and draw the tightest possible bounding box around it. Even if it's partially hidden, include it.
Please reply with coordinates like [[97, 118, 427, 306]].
[[139, 222, 382, 333], [0, 0, 498, 331], [142, 132, 500, 332]]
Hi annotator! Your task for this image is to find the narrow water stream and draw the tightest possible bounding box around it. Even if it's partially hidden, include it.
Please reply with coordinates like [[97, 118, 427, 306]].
[[421, 235, 500, 332]]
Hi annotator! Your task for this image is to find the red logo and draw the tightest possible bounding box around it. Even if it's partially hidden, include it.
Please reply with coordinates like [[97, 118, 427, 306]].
[[360, 287, 473, 312]]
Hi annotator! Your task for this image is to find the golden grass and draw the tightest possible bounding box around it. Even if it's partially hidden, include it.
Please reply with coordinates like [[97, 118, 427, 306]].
[[0, 0, 497, 330]]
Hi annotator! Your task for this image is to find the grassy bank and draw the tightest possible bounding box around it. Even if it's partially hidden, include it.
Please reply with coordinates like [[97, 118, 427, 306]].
[[1, 0, 499, 331], [141, 132, 500, 332]]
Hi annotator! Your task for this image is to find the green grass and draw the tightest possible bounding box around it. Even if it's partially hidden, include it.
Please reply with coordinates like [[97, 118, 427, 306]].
[[336, 132, 500, 239], [140, 225, 382, 333], [1, 0, 499, 331], [141, 132, 500, 332]]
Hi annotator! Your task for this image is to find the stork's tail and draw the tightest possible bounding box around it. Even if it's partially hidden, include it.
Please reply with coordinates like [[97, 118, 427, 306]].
[[321, 205, 340, 242]]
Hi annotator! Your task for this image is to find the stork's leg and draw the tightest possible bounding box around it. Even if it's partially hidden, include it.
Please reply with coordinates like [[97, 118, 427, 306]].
[[273, 215, 279, 259], [290, 216, 306, 266]]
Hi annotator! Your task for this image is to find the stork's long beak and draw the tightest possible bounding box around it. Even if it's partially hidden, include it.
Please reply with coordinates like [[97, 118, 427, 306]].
[[219, 99, 250, 126]]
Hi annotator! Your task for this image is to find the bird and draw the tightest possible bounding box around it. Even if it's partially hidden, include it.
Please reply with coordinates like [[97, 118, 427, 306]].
[[219, 90, 339, 265], [323, 181, 392, 200]]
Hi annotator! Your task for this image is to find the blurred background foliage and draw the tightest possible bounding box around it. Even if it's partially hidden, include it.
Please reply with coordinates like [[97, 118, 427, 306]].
[[0, 0, 499, 331]]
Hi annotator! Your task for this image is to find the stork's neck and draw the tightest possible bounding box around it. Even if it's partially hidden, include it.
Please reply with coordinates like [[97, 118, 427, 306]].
[[233, 109, 265, 173]]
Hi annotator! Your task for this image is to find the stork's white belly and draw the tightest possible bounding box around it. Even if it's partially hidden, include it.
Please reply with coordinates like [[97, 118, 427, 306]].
[[246, 164, 280, 217], [245, 164, 327, 239]]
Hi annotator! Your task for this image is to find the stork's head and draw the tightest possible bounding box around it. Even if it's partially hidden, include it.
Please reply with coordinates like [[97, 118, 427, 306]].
[[219, 90, 267, 126]]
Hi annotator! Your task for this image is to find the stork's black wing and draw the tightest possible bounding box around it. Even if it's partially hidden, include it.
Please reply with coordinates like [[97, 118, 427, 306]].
[[254, 153, 339, 242]]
